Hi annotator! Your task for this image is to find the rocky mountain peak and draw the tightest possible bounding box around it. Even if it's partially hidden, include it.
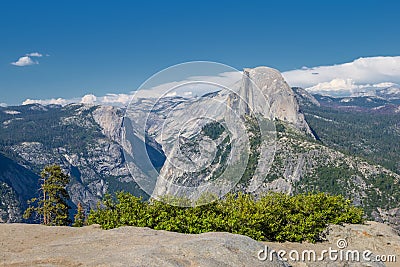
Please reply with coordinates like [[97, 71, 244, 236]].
[[292, 87, 320, 107], [231, 66, 312, 134], [92, 105, 124, 143]]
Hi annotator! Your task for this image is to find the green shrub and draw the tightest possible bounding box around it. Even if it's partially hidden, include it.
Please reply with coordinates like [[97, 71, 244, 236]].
[[87, 191, 364, 243]]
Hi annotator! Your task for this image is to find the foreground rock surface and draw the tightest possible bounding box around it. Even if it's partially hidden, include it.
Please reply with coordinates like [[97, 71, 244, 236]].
[[264, 221, 399, 267], [0, 223, 286, 267], [0, 222, 398, 267]]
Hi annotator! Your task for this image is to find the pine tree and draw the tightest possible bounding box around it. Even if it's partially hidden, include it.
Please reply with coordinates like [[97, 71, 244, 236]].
[[73, 202, 86, 227], [23, 165, 71, 226]]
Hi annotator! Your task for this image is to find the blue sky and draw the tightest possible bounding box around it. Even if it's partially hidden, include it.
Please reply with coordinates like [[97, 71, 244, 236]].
[[1, 0, 400, 105]]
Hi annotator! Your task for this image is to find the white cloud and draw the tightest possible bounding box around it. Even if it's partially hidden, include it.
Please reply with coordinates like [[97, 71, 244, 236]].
[[26, 52, 43, 57], [22, 98, 68, 105], [100, 93, 131, 105], [81, 94, 97, 104], [165, 91, 177, 97], [0, 103, 7, 107], [372, 82, 397, 88], [282, 56, 400, 95], [11, 52, 46, 66], [22, 93, 133, 107], [306, 78, 361, 93], [11, 56, 38, 67]]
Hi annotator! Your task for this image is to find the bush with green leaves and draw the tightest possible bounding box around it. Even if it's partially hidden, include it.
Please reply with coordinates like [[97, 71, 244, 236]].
[[87, 192, 364, 242]]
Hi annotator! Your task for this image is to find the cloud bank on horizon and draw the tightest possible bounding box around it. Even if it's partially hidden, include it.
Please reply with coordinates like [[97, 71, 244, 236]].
[[18, 56, 400, 106], [21, 71, 242, 106], [22, 93, 133, 107], [282, 56, 400, 96]]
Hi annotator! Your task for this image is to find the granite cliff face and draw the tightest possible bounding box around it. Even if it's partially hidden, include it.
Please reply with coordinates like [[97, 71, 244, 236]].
[[232, 67, 312, 133]]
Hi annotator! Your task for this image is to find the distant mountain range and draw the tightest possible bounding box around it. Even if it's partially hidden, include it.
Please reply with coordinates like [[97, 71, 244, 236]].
[[352, 83, 400, 100], [0, 67, 399, 231], [313, 94, 400, 113]]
